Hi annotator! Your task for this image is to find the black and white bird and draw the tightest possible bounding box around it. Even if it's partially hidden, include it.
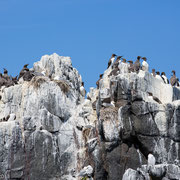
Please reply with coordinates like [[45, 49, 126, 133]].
[[156, 71, 163, 82], [18, 64, 29, 80], [141, 57, 149, 72], [148, 154, 156, 166], [161, 72, 169, 84], [112, 56, 122, 69], [96, 74, 103, 89], [80, 82, 86, 97], [107, 54, 117, 68]]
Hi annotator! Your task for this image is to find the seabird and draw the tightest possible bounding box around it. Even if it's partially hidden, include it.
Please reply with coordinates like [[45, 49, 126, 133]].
[[23, 71, 34, 81], [18, 64, 29, 80], [80, 82, 86, 97], [109, 56, 123, 76], [127, 60, 134, 73], [161, 72, 169, 84], [141, 57, 149, 72], [122, 58, 126, 63], [112, 56, 122, 69], [151, 69, 156, 77], [0, 73, 5, 88], [170, 70, 178, 86], [118, 58, 129, 74], [156, 71, 163, 82], [23, 64, 29, 68], [3, 68, 10, 81], [134, 56, 141, 73], [96, 74, 103, 89], [148, 154, 156, 166], [12, 76, 18, 85], [107, 54, 117, 68], [2, 68, 14, 87]]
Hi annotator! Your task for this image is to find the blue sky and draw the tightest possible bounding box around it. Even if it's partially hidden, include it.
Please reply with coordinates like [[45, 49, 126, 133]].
[[0, 0, 180, 91]]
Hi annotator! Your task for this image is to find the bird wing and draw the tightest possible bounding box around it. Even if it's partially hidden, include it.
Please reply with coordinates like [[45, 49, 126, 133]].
[[107, 58, 112, 68], [161, 76, 166, 83]]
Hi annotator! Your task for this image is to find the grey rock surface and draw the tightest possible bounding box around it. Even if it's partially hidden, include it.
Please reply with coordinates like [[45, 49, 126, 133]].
[[0, 54, 180, 180]]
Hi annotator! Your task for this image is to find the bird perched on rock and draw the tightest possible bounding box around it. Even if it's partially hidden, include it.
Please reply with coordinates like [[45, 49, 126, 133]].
[[141, 57, 149, 72], [134, 56, 141, 73], [112, 56, 122, 69], [151, 69, 156, 77], [96, 74, 103, 89], [2, 69, 14, 87], [109, 56, 123, 76], [148, 154, 156, 166], [3, 68, 10, 81], [156, 71, 163, 82], [80, 82, 86, 97], [12, 76, 18, 85], [170, 70, 178, 86], [23, 71, 34, 81], [122, 58, 126, 63], [127, 61, 134, 73], [0, 73, 5, 88], [118, 58, 129, 74], [161, 72, 169, 84], [18, 64, 29, 80], [107, 54, 117, 68]]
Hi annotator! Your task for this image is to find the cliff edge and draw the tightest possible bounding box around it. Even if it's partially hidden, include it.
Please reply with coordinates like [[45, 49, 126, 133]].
[[0, 53, 180, 180]]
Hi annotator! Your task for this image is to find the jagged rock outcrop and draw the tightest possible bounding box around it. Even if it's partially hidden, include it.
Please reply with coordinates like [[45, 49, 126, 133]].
[[0, 53, 97, 180], [87, 63, 180, 179], [0, 53, 180, 180]]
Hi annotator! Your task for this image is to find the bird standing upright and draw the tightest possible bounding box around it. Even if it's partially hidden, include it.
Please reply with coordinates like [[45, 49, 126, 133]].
[[170, 70, 178, 86], [18, 64, 29, 80], [112, 56, 122, 69], [107, 54, 117, 68], [141, 57, 149, 72], [134, 56, 141, 73], [161, 72, 169, 84]]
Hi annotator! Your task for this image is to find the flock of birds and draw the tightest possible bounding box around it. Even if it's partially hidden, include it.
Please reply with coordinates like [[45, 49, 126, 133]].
[[0, 64, 36, 89], [0, 55, 179, 91], [104, 54, 179, 87]]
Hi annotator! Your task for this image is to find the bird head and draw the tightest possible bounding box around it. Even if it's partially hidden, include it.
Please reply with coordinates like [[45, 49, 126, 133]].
[[112, 54, 117, 57], [142, 57, 147, 61], [122, 58, 126, 63], [24, 64, 29, 68], [100, 74, 103, 78], [128, 60, 133, 64], [172, 70, 176, 75], [117, 56, 123, 60], [3, 68, 8, 74]]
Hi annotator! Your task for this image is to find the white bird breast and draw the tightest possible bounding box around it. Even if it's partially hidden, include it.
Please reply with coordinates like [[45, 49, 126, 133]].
[[148, 154, 156, 166]]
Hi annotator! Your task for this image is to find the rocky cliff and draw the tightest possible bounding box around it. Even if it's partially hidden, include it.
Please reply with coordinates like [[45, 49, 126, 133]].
[[0, 53, 180, 180]]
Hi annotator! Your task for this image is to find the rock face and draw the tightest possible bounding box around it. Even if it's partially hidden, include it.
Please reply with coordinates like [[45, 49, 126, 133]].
[[0, 53, 180, 180]]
